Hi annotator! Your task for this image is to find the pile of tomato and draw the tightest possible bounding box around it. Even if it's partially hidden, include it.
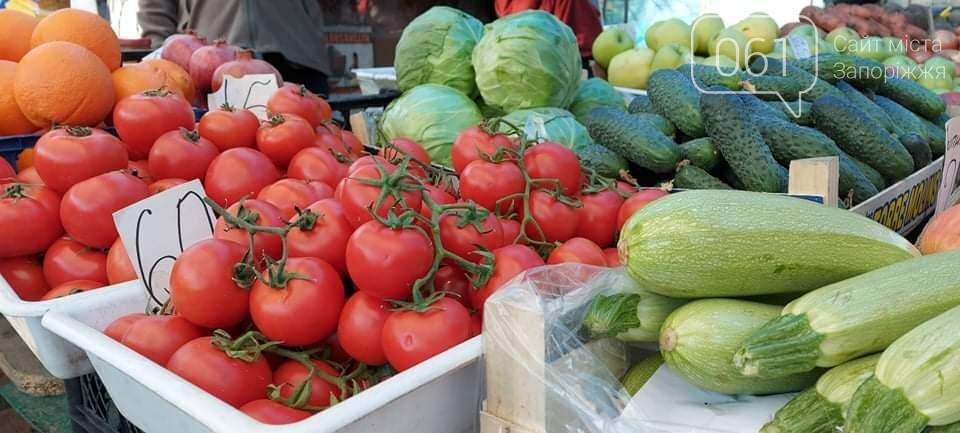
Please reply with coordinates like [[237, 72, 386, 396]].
[[0, 82, 670, 425]]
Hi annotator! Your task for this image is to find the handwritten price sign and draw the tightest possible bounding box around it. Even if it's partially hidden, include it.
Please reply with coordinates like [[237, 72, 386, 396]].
[[207, 73, 280, 120]]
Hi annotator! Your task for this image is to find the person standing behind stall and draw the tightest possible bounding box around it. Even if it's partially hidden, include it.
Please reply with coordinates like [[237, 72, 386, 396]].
[[494, 0, 602, 59], [137, 0, 332, 96]]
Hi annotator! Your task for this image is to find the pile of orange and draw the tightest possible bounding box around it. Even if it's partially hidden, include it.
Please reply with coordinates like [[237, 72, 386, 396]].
[[0, 8, 194, 136]]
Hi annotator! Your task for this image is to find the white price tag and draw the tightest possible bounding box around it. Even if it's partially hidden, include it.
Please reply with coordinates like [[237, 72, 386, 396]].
[[935, 117, 960, 214], [207, 74, 279, 120], [111, 180, 216, 305]]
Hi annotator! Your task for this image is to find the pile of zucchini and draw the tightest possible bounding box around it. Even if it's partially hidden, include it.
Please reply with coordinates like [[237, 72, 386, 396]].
[[581, 189, 960, 433], [582, 54, 949, 207]]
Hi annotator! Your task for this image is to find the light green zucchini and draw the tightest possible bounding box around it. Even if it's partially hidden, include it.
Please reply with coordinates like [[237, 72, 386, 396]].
[[660, 299, 822, 395], [581, 269, 688, 343], [735, 250, 960, 378], [927, 423, 960, 433], [845, 305, 960, 433], [621, 353, 664, 396], [619, 190, 919, 298], [761, 354, 880, 433]]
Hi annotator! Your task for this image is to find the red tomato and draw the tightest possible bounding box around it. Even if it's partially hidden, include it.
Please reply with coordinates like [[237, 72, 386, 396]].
[[0, 256, 50, 301], [126, 160, 154, 184], [214, 199, 285, 264], [113, 89, 195, 159], [204, 148, 280, 207], [340, 131, 363, 157], [41, 279, 102, 300], [148, 129, 220, 182], [33, 127, 128, 194], [43, 238, 108, 286], [523, 190, 579, 243], [470, 245, 544, 311], [256, 178, 323, 221], [384, 138, 430, 166], [314, 133, 351, 158], [106, 237, 137, 284], [451, 126, 516, 174], [615, 181, 635, 195], [433, 265, 472, 309], [306, 181, 333, 199], [381, 297, 472, 371], [273, 358, 344, 408], [547, 237, 606, 266], [240, 399, 312, 425], [256, 113, 315, 168], [169, 239, 250, 329], [0, 182, 62, 257], [337, 291, 392, 365], [16, 167, 43, 185], [617, 189, 669, 230], [148, 178, 187, 195], [470, 310, 482, 337], [104, 313, 147, 341], [439, 209, 504, 264], [250, 257, 344, 346], [339, 164, 422, 228], [603, 248, 620, 267], [60, 172, 150, 248], [286, 199, 353, 274], [324, 334, 351, 364], [0, 159, 13, 179], [523, 142, 582, 195], [120, 315, 206, 365], [459, 160, 524, 214], [498, 218, 521, 245], [419, 184, 457, 219], [166, 336, 273, 408], [266, 83, 332, 128], [574, 190, 625, 248], [346, 221, 433, 300], [198, 106, 260, 151], [288, 147, 348, 188]]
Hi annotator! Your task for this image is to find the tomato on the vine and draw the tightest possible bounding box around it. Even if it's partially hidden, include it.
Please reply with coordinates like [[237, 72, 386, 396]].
[[106, 237, 137, 284], [439, 208, 504, 264], [166, 336, 273, 408], [470, 244, 544, 311], [523, 190, 579, 243], [0, 256, 50, 301], [33, 127, 128, 194], [148, 129, 220, 182], [169, 239, 250, 329], [384, 138, 431, 166], [381, 297, 472, 372], [198, 106, 260, 151], [266, 83, 332, 128], [451, 126, 515, 174], [433, 265, 472, 309], [240, 399, 312, 425], [43, 238, 108, 287], [250, 257, 344, 347], [574, 190, 625, 248], [459, 160, 524, 215], [113, 89, 195, 159], [339, 164, 422, 228], [616, 189, 669, 230], [419, 184, 457, 219], [60, 172, 150, 248], [603, 248, 620, 267], [288, 147, 348, 188], [337, 291, 392, 365], [498, 218, 522, 246], [272, 358, 345, 408], [547, 237, 606, 266], [103, 313, 147, 341], [204, 148, 280, 207], [213, 199, 285, 264], [286, 199, 353, 275], [256, 113, 315, 168], [0, 182, 62, 258], [41, 280, 102, 300], [256, 178, 324, 221], [346, 220, 433, 300], [120, 315, 206, 365], [523, 142, 582, 195]]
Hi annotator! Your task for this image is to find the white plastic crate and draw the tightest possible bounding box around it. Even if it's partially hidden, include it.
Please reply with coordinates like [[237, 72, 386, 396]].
[[42, 306, 482, 433], [0, 276, 145, 379], [353, 67, 397, 95]]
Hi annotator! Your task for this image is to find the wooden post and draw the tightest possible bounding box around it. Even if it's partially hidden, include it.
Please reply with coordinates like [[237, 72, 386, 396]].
[[349, 111, 372, 147], [788, 157, 839, 207]]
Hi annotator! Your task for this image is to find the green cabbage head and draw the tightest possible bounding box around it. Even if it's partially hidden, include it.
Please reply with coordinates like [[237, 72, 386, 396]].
[[472, 10, 582, 113], [568, 78, 626, 123], [379, 84, 482, 167], [394, 7, 484, 98], [498, 107, 593, 152]]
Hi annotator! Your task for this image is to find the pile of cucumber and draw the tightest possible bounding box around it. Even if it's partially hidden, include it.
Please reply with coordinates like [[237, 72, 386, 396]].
[[582, 54, 949, 206], [581, 190, 960, 433]]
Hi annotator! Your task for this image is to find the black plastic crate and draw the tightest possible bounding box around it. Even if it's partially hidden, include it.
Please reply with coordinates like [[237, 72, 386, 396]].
[[0, 133, 38, 169], [65, 374, 142, 433]]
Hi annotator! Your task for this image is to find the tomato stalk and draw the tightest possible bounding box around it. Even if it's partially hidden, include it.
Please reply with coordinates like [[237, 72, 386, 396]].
[[210, 329, 278, 362], [266, 345, 371, 411], [2, 183, 28, 199]]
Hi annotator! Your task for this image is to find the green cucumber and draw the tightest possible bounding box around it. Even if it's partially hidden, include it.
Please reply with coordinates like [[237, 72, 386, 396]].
[[660, 299, 822, 395], [741, 75, 803, 100], [851, 157, 887, 191], [836, 80, 898, 134], [935, 112, 951, 128], [766, 100, 815, 126], [581, 268, 688, 343], [811, 96, 914, 183], [920, 117, 946, 157], [790, 55, 885, 90], [677, 137, 720, 171], [751, 57, 845, 101], [700, 88, 787, 192], [620, 190, 919, 298], [676, 63, 741, 90], [634, 112, 676, 138], [576, 143, 629, 178], [622, 353, 664, 396], [627, 94, 655, 114], [646, 69, 706, 138], [735, 250, 960, 379], [741, 94, 791, 122], [673, 161, 732, 190], [900, 132, 932, 171], [584, 107, 681, 174], [877, 76, 947, 119], [874, 95, 946, 156]]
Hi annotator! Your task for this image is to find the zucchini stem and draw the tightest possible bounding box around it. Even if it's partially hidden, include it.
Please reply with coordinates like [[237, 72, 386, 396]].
[[844, 376, 928, 433], [733, 313, 825, 378], [760, 387, 842, 433], [581, 293, 642, 339]]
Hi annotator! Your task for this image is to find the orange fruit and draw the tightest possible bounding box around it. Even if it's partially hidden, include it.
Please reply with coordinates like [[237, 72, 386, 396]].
[[112, 63, 166, 102], [16, 148, 36, 171], [144, 59, 196, 104], [30, 8, 121, 71], [0, 60, 37, 135], [14, 41, 115, 127], [0, 10, 39, 62]]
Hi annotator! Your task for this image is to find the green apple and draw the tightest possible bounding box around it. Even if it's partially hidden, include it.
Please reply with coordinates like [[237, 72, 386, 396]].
[[919, 73, 953, 91], [817, 38, 836, 55], [884, 55, 919, 80], [733, 13, 778, 54], [692, 14, 724, 55], [592, 26, 635, 69], [651, 44, 693, 72], [789, 24, 820, 41], [826, 27, 859, 53], [770, 39, 796, 60], [645, 18, 692, 51], [709, 28, 750, 67], [924, 56, 956, 79], [608, 47, 656, 89], [700, 55, 739, 74], [852, 37, 889, 61]]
